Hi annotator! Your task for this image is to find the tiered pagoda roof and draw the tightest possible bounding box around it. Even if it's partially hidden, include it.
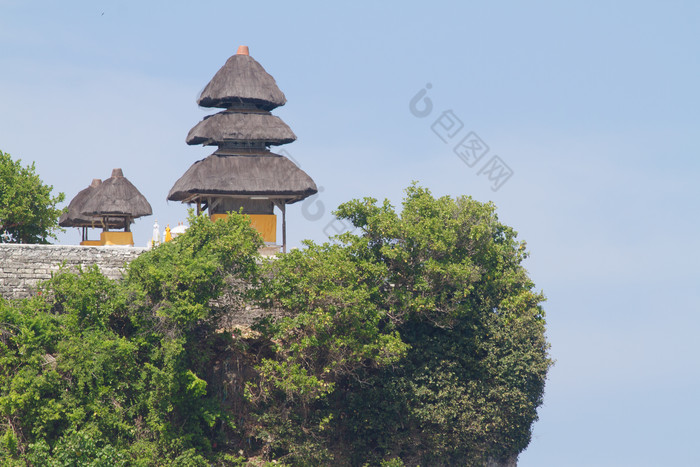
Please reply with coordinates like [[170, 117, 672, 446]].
[[186, 112, 296, 147], [168, 153, 317, 202], [167, 45, 317, 206]]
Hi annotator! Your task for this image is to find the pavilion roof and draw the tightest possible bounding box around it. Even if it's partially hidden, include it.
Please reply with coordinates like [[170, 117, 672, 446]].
[[59, 179, 126, 228], [186, 111, 296, 146], [167, 152, 317, 204], [197, 46, 286, 111], [80, 168, 152, 218]]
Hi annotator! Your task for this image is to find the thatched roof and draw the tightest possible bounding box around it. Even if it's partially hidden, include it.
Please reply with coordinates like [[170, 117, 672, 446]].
[[59, 178, 101, 227], [81, 168, 152, 218], [167, 152, 317, 204], [187, 111, 296, 146], [59, 179, 126, 229], [197, 48, 286, 111]]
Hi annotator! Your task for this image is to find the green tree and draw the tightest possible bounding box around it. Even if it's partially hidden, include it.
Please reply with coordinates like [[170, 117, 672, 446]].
[[0, 212, 263, 465], [0, 187, 551, 466], [0, 150, 65, 244], [250, 184, 551, 465]]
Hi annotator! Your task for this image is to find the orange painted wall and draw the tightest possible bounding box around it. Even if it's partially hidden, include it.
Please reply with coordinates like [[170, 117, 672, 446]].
[[100, 231, 134, 246], [210, 213, 277, 243]]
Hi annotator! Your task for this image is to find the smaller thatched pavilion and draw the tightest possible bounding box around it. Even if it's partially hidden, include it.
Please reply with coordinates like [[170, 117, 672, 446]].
[[80, 168, 152, 246], [59, 178, 127, 245]]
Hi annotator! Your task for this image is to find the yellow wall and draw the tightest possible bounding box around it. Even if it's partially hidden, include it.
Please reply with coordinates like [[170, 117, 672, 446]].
[[100, 231, 134, 246], [80, 240, 102, 246], [211, 213, 277, 243]]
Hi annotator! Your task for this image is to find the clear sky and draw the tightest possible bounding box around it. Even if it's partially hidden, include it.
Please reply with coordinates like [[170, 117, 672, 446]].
[[2, 1, 699, 465]]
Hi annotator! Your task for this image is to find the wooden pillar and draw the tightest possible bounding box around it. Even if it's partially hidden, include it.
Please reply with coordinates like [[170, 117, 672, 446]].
[[282, 202, 287, 254]]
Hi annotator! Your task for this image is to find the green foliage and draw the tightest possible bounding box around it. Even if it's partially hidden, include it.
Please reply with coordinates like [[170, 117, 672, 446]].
[[121, 212, 262, 457], [249, 184, 551, 465], [0, 150, 65, 244], [0, 186, 551, 466], [27, 428, 130, 467], [0, 212, 262, 464]]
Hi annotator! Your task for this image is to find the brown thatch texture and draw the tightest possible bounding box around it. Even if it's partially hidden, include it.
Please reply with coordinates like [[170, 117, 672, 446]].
[[59, 179, 127, 229], [197, 54, 286, 110], [59, 179, 100, 227], [187, 111, 296, 146], [167, 153, 317, 203], [80, 169, 152, 218]]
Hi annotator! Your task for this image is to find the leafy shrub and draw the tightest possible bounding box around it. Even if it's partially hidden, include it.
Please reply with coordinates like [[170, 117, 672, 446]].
[[0, 187, 551, 465]]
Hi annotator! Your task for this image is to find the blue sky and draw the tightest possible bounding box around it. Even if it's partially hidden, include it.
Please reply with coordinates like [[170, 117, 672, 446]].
[[2, 1, 699, 465]]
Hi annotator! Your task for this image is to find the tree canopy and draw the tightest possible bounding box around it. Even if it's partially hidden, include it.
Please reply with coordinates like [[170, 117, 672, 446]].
[[0, 150, 65, 244], [0, 185, 551, 466]]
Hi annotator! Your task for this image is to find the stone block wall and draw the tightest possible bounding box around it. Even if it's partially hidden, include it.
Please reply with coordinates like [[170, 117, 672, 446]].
[[0, 244, 274, 326], [0, 244, 145, 299]]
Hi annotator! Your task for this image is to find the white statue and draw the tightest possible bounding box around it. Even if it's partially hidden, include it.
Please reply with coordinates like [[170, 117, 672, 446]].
[[151, 220, 161, 248]]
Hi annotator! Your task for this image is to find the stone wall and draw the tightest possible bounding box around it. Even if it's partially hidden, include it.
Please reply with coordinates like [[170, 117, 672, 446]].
[[0, 244, 145, 299], [0, 244, 273, 326]]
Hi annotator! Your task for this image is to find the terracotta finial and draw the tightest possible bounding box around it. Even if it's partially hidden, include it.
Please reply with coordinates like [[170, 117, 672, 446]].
[[236, 45, 249, 56]]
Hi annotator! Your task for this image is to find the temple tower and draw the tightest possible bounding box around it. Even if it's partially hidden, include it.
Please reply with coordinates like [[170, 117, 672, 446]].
[[167, 46, 317, 253]]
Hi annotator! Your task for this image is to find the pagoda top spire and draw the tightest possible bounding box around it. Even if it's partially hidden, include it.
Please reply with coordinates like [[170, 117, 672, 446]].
[[197, 45, 286, 111]]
